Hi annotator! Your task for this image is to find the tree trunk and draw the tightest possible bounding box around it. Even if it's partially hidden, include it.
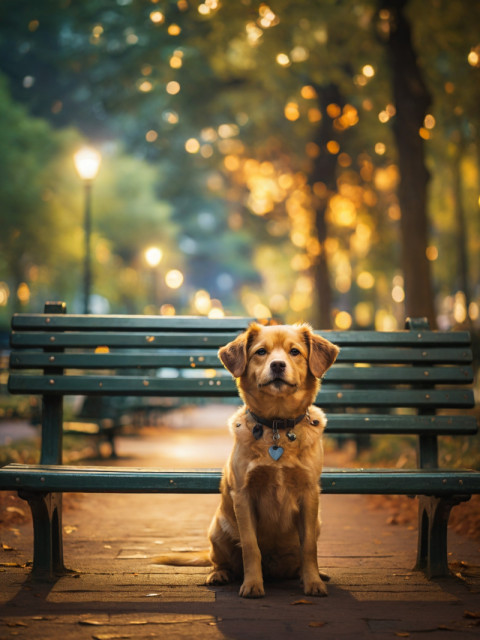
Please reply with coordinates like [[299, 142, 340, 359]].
[[308, 83, 345, 330], [380, 0, 436, 327], [451, 138, 470, 313]]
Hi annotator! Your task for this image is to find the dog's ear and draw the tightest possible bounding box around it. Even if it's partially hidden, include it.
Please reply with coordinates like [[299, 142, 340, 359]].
[[218, 323, 261, 378], [302, 325, 340, 379]]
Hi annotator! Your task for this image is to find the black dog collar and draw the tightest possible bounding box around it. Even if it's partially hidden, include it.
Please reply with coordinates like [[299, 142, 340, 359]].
[[247, 409, 306, 442], [247, 409, 306, 432]]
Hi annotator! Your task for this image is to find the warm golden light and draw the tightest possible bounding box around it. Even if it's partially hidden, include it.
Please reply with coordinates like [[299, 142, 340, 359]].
[[208, 307, 225, 319], [467, 48, 480, 67], [160, 304, 176, 316], [145, 246, 163, 267], [185, 138, 200, 153], [17, 282, 31, 303], [194, 290, 212, 315], [276, 53, 290, 66], [326, 140, 340, 154], [392, 285, 405, 303], [168, 24, 181, 36], [139, 80, 153, 93], [301, 85, 317, 100], [73, 147, 101, 181], [357, 271, 375, 289], [335, 311, 352, 330], [166, 81, 181, 95], [149, 11, 164, 23], [145, 129, 158, 142], [362, 64, 375, 78], [165, 269, 184, 289], [0, 282, 10, 306]]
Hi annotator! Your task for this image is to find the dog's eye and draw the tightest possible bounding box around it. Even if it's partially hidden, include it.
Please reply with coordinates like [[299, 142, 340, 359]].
[[256, 348, 267, 356], [290, 348, 301, 356]]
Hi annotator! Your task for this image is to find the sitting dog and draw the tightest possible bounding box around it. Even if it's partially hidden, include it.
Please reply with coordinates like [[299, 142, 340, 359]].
[[206, 322, 339, 598], [154, 322, 339, 598]]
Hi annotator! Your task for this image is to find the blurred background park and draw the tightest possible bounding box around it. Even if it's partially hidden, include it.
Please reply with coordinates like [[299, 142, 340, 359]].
[[0, 0, 478, 331]]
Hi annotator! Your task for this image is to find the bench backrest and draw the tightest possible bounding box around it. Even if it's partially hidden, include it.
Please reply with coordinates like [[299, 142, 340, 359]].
[[8, 302, 476, 468]]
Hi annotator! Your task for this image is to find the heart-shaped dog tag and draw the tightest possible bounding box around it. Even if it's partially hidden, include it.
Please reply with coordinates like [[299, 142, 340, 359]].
[[269, 445, 284, 461]]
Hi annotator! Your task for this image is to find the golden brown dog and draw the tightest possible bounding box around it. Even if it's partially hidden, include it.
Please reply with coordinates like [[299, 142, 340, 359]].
[[210, 322, 339, 598], [155, 322, 339, 598]]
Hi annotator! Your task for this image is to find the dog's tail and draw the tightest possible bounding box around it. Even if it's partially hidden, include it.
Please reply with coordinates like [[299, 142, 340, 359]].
[[151, 550, 211, 567]]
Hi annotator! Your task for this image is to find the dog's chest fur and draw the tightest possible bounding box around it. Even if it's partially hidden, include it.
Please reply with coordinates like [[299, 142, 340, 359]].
[[225, 406, 325, 530]]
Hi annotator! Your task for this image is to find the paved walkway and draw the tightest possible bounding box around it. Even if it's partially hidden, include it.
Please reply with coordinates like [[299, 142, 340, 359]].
[[1, 407, 480, 639]]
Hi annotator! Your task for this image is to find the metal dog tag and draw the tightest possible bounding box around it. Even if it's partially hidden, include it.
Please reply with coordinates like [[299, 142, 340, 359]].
[[269, 445, 284, 461]]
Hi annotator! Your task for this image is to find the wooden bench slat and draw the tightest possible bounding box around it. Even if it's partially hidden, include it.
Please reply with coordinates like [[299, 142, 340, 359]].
[[11, 314, 253, 332], [325, 414, 478, 435], [9, 352, 474, 384], [9, 339, 473, 365], [7, 374, 475, 408], [2, 463, 479, 496], [11, 314, 472, 346], [10, 331, 247, 349]]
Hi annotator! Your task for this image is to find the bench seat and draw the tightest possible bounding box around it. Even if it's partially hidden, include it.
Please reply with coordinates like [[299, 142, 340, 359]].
[[2, 463, 480, 496]]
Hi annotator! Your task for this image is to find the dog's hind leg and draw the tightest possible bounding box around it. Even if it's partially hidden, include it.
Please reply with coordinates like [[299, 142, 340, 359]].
[[206, 515, 241, 586]]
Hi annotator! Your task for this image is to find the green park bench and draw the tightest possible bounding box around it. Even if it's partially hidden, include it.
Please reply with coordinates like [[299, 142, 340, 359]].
[[0, 301, 479, 582]]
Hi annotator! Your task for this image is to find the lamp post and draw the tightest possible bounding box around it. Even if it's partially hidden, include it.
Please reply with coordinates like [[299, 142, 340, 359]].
[[74, 147, 101, 314], [144, 246, 163, 311]]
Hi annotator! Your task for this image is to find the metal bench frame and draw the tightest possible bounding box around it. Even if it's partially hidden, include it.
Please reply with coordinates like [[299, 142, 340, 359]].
[[1, 301, 479, 581]]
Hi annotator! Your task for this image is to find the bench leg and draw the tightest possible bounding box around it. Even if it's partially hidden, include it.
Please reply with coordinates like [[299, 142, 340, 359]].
[[18, 491, 70, 581], [414, 495, 470, 578]]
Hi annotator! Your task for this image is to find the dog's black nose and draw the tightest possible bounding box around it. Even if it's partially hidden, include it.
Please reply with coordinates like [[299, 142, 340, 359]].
[[270, 360, 286, 375]]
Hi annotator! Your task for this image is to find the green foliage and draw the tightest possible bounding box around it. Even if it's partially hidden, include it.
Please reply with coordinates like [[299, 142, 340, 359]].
[[0, 1, 478, 326]]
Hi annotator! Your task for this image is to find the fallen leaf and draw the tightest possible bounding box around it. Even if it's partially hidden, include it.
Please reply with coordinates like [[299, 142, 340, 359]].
[[64, 525, 78, 534], [79, 620, 104, 626], [6, 506, 25, 517], [2, 543, 15, 551], [7, 622, 28, 628], [92, 635, 132, 640], [144, 593, 161, 597], [0, 562, 22, 567], [291, 599, 314, 605], [308, 621, 326, 627], [464, 611, 480, 619], [394, 633, 410, 638]]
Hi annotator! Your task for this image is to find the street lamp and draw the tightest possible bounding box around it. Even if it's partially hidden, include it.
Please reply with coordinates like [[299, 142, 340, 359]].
[[144, 246, 163, 311], [74, 147, 101, 314]]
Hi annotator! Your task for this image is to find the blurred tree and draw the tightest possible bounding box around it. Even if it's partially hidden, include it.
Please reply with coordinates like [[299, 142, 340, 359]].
[[0, 75, 62, 315], [0, 74, 180, 317], [378, 0, 436, 326], [0, 0, 478, 328]]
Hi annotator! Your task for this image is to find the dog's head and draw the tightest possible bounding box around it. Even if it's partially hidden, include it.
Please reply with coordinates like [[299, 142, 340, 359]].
[[218, 323, 339, 418]]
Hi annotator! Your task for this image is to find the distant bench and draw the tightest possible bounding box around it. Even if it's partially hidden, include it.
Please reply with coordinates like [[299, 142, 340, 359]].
[[0, 301, 479, 582]]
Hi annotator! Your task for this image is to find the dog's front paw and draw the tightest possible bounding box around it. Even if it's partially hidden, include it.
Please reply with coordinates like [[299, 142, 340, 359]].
[[239, 580, 265, 598], [206, 569, 232, 585], [304, 578, 328, 597]]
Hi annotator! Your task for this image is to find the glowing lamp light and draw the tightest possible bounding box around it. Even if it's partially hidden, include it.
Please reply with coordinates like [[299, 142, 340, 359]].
[[145, 246, 163, 267], [74, 147, 101, 181], [165, 269, 184, 289]]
